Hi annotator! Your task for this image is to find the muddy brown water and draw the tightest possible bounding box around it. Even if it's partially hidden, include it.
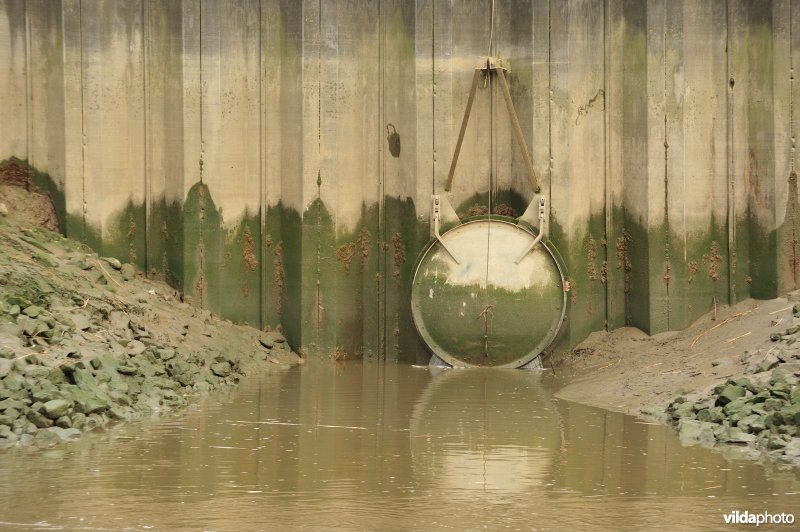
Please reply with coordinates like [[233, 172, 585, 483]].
[[1, 363, 799, 531]]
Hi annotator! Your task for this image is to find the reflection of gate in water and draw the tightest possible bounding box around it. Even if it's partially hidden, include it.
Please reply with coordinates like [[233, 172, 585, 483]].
[[409, 369, 562, 495]]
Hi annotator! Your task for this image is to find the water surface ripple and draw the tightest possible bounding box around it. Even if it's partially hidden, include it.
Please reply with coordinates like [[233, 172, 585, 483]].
[[1, 363, 798, 531]]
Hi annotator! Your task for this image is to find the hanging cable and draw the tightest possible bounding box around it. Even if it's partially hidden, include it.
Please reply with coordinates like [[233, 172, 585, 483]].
[[486, 0, 496, 58]]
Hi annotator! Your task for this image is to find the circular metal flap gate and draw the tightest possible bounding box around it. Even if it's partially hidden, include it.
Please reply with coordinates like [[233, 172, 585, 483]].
[[411, 219, 566, 368]]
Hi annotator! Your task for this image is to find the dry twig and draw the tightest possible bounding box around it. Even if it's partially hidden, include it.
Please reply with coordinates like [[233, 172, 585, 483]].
[[690, 310, 752, 349], [95, 260, 122, 288], [726, 331, 751, 343]]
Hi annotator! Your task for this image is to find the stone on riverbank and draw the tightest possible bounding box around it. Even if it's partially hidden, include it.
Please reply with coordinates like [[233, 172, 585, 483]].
[[667, 362, 800, 466], [677, 419, 717, 446], [0, 217, 305, 451]]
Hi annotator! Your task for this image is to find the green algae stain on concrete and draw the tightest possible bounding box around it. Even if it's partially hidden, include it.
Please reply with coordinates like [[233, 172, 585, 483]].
[[102, 200, 147, 271], [148, 198, 184, 290], [301, 197, 336, 357], [182, 182, 262, 326], [620, 212, 651, 334], [65, 211, 102, 254], [263, 202, 302, 346], [299, 197, 383, 361], [221, 213, 262, 324], [383, 196, 429, 364], [682, 217, 730, 326], [332, 203, 381, 360], [183, 182, 222, 312], [604, 205, 628, 331], [731, 206, 779, 303], [547, 211, 604, 347], [453, 189, 528, 222]]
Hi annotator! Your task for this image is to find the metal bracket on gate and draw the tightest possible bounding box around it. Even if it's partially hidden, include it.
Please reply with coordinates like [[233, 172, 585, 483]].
[[433, 195, 461, 264], [514, 196, 548, 264]]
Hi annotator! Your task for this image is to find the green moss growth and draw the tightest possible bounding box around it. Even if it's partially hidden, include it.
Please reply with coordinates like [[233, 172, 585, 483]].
[[383, 196, 428, 364], [263, 202, 302, 345], [102, 200, 147, 271], [148, 197, 184, 290], [548, 211, 604, 346]]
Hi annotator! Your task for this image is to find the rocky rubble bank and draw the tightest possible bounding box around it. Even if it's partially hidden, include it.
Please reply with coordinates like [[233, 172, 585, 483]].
[[663, 309, 800, 466], [0, 209, 302, 449]]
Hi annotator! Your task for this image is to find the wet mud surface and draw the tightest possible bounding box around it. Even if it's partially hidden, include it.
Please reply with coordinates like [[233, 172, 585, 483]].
[[556, 294, 800, 467]]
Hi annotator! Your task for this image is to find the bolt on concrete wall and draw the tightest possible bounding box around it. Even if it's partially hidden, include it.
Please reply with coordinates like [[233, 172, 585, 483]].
[[1, 0, 798, 363]]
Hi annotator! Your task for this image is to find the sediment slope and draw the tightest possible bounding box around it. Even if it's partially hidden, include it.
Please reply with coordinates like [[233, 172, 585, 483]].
[[0, 207, 301, 449], [556, 294, 800, 467]]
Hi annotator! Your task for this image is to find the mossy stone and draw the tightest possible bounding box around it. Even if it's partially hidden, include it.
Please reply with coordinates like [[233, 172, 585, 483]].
[[716, 384, 746, 406]]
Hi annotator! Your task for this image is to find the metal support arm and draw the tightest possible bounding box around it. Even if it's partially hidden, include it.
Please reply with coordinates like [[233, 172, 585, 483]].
[[514, 196, 548, 264], [433, 195, 461, 264]]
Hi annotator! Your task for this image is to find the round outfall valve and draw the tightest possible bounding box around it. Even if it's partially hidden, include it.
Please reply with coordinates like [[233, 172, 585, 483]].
[[411, 219, 566, 368]]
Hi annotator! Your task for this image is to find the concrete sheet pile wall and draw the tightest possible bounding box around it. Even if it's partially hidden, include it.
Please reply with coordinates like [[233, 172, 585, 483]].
[[1, 0, 798, 363]]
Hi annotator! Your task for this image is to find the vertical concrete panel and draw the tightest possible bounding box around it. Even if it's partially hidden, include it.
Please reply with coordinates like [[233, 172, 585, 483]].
[[433, 0, 492, 214], [80, 0, 146, 266], [383, 0, 426, 363], [414, 0, 434, 207], [493, 0, 535, 213], [0, 0, 27, 162], [340, 0, 381, 360], [263, 0, 303, 344], [301, 0, 382, 359], [728, 1, 750, 302], [604, 0, 626, 329], [773, 0, 798, 294], [26, 0, 66, 229], [549, 0, 607, 346], [192, 0, 261, 325], [145, 0, 186, 287], [786, 2, 800, 291], [618, 0, 650, 332], [179, 0, 203, 310], [180, 0, 201, 202], [531, 0, 551, 196], [199, 0, 260, 221], [665, 1, 729, 330], [729, 0, 782, 301], [61, 0, 85, 239], [299, 0, 324, 354], [662, 1, 685, 332], [641, 0, 669, 334]]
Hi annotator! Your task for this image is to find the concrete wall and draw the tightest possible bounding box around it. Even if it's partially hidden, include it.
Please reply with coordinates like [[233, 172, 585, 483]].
[[1, 0, 798, 363]]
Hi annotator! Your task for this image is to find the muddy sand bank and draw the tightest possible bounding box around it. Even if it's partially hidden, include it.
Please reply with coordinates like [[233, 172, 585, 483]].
[[555, 293, 800, 467]]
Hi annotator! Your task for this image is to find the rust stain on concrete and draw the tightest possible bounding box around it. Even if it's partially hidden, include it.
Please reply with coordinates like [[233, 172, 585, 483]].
[[391, 232, 405, 282], [273, 242, 285, 317], [336, 242, 357, 273], [242, 227, 257, 272], [616, 231, 633, 294], [702, 241, 724, 283], [688, 260, 698, 283], [786, 171, 800, 287], [358, 227, 372, 273], [587, 235, 598, 281]]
